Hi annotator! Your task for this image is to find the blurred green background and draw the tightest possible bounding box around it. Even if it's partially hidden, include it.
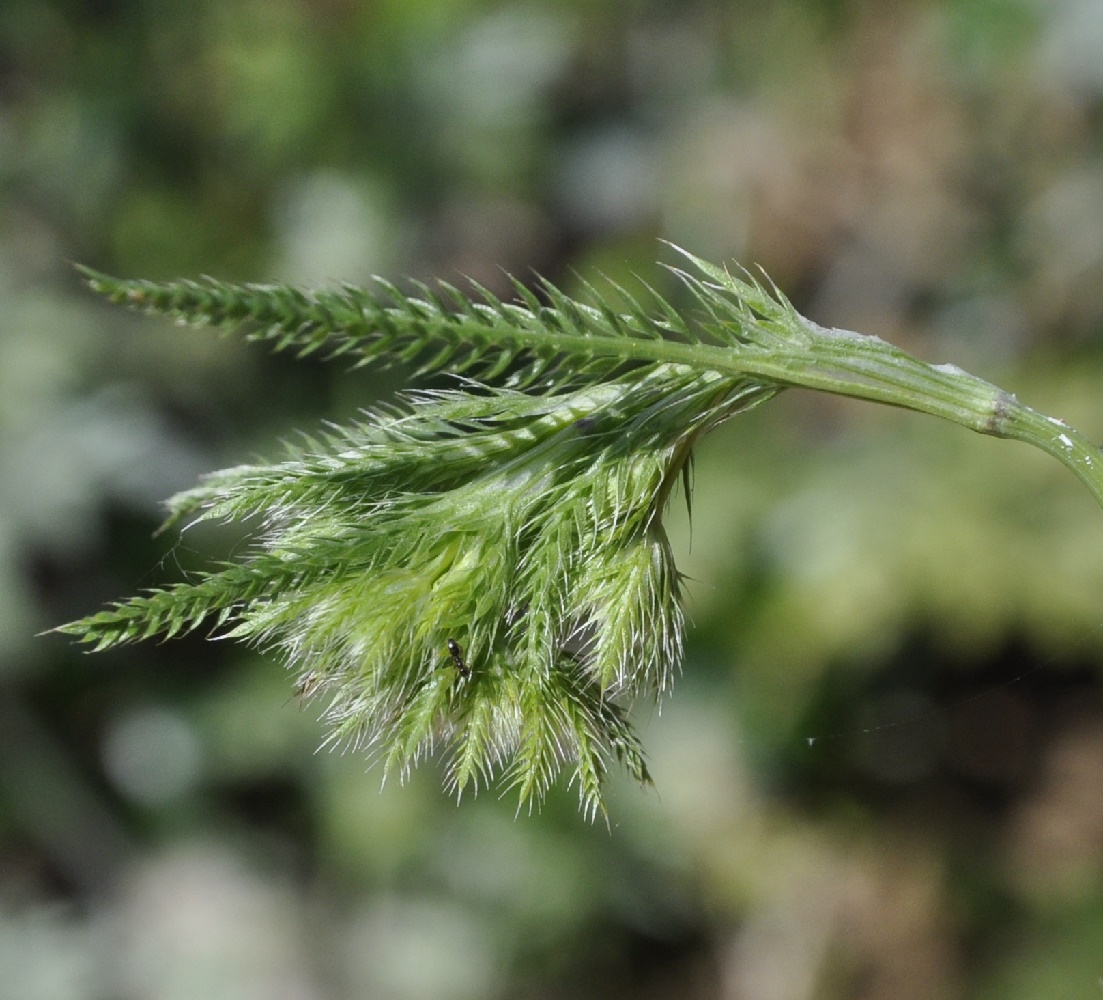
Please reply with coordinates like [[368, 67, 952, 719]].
[[6, 0, 1103, 997]]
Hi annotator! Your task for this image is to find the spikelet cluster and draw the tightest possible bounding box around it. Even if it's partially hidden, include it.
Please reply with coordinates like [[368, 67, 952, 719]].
[[57, 249, 801, 817], [56, 245, 1103, 815]]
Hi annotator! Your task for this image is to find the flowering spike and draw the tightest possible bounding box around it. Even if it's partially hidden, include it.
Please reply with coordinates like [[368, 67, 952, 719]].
[[57, 249, 1103, 817]]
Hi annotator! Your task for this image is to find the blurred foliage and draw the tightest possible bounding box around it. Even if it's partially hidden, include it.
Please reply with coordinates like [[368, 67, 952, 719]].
[[5, 0, 1103, 997]]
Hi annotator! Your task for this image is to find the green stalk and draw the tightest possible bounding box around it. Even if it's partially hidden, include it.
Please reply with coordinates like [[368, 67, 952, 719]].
[[997, 403, 1103, 511], [708, 326, 1103, 513]]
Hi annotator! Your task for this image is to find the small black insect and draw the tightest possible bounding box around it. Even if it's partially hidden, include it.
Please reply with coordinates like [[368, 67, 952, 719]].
[[447, 638, 470, 678], [287, 670, 320, 708]]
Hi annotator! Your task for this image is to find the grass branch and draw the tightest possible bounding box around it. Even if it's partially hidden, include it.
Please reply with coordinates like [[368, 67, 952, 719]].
[[55, 246, 1103, 818]]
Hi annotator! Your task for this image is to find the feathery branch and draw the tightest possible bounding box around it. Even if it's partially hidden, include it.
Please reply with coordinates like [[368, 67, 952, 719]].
[[57, 247, 1103, 818]]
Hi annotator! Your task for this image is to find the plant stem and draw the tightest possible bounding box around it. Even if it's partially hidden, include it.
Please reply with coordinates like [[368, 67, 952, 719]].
[[637, 321, 1103, 516], [997, 403, 1103, 512]]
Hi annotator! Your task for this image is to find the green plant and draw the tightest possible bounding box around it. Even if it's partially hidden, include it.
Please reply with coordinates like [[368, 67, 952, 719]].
[[55, 246, 1103, 819]]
